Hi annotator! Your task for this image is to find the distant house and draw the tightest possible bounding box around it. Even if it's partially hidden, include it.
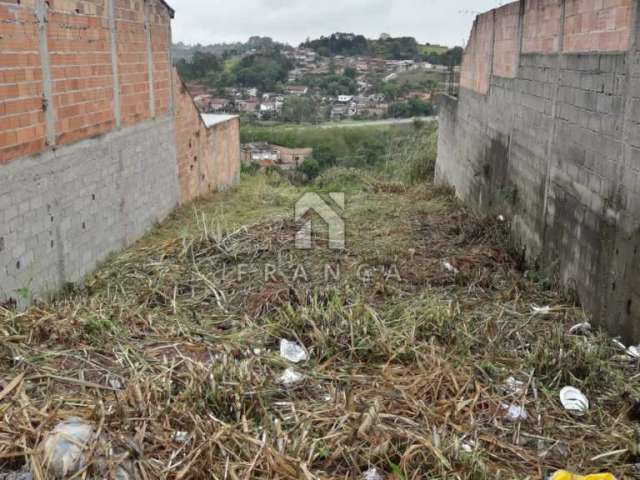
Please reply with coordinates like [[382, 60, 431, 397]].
[[193, 95, 231, 113], [237, 100, 259, 113], [337, 95, 354, 103], [286, 85, 309, 96], [331, 102, 356, 119], [355, 60, 369, 72], [206, 98, 230, 112], [246, 87, 258, 97], [275, 146, 313, 168], [241, 143, 313, 169], [260, 102, 276, 112], [241, 143, 280, 166]]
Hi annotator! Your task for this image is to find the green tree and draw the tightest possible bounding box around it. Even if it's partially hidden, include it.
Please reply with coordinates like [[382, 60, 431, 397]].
[[344, 67, 358, 79], [386, 98, 434, 118], [281, 97, 319, 123], [233, 49, 293, 91], [176, 51, 223, 82]]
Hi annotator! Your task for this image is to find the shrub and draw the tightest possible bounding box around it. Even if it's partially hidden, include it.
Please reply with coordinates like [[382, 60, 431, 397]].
[[299, 158, 321, 179]]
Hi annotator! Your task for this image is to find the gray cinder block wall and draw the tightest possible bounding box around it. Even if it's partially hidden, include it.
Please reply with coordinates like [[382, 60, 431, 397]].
[[436, 0, 640, 341], [0, 119, 178, 301]]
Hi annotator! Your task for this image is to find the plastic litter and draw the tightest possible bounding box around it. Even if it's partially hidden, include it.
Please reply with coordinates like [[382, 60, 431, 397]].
[[279, 368, 304, 386], [531, 305, 551, 316], [610, 338, 640, 359], [628, 346, 640, 359], [0, 470, 32, 480], [550, 470, 616, 480], [460, 439, 476, 453], [107, 376, 123, 390], [569, 322, 592, 336], [442, 261, 459, 275], [362, 467, 384, 480], [504, 376, 525, 395], [279, 339, 308, 363], [497, 214, 506, 222], [171, 431, 189, 443], [503, 403, 528, 422], [41, 418, 94, 478], [559, 387, 589, 415]]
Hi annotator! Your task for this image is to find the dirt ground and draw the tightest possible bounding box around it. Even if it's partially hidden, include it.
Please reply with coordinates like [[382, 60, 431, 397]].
[[1, 174, 640, 479]]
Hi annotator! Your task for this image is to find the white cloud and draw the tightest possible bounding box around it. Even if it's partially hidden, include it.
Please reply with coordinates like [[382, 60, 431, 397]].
[[171, 0, 510, 48]]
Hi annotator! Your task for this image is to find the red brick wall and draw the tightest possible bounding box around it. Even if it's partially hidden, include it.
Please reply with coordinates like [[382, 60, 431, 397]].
[[48, 0, 115, 145], [115, 0, 150, 125], [522, 0, 563, 54], [173, 69, 239, 204], [460, 11, 494, 94], [149, 1, 171, 116], [493, 2, 521, 79], [0, 0, 173, 165], [564, 0, 633, 52], [0, 0, 46, 164], [461, 0, 635, 94], [174, 70, 204, 203]]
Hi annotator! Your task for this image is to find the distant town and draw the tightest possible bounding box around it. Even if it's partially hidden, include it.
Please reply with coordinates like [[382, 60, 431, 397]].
[[173, 33, 462, 124]]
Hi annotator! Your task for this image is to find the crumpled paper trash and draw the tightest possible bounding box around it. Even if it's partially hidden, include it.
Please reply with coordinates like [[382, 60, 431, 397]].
[[278, 367, 304, 386], [280, 339, 308, 363]]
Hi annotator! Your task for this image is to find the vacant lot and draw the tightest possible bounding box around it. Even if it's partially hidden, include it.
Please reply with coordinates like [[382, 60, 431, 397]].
[[1, 143, 639, 478]]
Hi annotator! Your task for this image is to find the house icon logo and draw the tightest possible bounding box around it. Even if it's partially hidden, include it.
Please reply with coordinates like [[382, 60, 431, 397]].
[[295, 192, 345, 250]]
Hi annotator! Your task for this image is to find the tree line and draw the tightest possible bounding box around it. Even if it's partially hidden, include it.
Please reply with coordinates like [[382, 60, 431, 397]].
[[301, 33, 463, 65]]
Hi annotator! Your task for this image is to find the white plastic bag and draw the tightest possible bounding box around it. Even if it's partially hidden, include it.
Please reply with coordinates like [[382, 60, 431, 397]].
[[42, 418, 94, 478], [280, 339, 308, 363]]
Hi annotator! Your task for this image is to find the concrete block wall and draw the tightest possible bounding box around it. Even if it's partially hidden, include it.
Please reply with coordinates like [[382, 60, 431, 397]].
[[0, 118, 177, 299], [436, 0, 640, 341]]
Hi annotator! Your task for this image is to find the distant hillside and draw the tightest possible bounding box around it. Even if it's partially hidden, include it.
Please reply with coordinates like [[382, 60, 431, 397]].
[[300, 33, 460, 64], [172, 36, 285, 63]]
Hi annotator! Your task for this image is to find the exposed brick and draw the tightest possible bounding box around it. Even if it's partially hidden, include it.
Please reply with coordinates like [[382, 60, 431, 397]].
[[564, 0, 633, 53], [522, 0, 562, 54], [493, 2, 521, 78], [173, 70, 239, 204], [461, 11, 494, 94]]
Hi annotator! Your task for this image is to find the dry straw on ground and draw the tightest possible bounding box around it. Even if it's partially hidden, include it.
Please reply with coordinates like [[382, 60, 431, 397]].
[[0, 178, 639, 479]]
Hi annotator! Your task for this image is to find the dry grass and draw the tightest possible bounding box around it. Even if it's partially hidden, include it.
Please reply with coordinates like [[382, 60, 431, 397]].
[[0, 175, 639, 479]]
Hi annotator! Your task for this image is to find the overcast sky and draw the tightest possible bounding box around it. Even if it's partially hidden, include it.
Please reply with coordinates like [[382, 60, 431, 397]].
[[171, 0, 510, 48]]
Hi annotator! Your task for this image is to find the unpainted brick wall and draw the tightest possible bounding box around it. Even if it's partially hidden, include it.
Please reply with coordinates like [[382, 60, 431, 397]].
[[48, 0, 115, 145], [115, 0, 150, 125], [149, 0, 171, 116], [0, 1, 46, 163], [173, 70, 240, 205], [462, 0, 634, 82], [522, 0, 563, 54], [0, 0, 174, 164], [437, 0, 640, 340], [460, 11, 494, 94], [493, 2, 521, 78]]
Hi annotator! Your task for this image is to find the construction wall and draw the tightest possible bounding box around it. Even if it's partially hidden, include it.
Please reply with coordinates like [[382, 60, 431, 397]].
[[174, 70, 240, 204], [276, 146, 313, 166], [0, 0, 240, 304], [436, 0, 640, 341]]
